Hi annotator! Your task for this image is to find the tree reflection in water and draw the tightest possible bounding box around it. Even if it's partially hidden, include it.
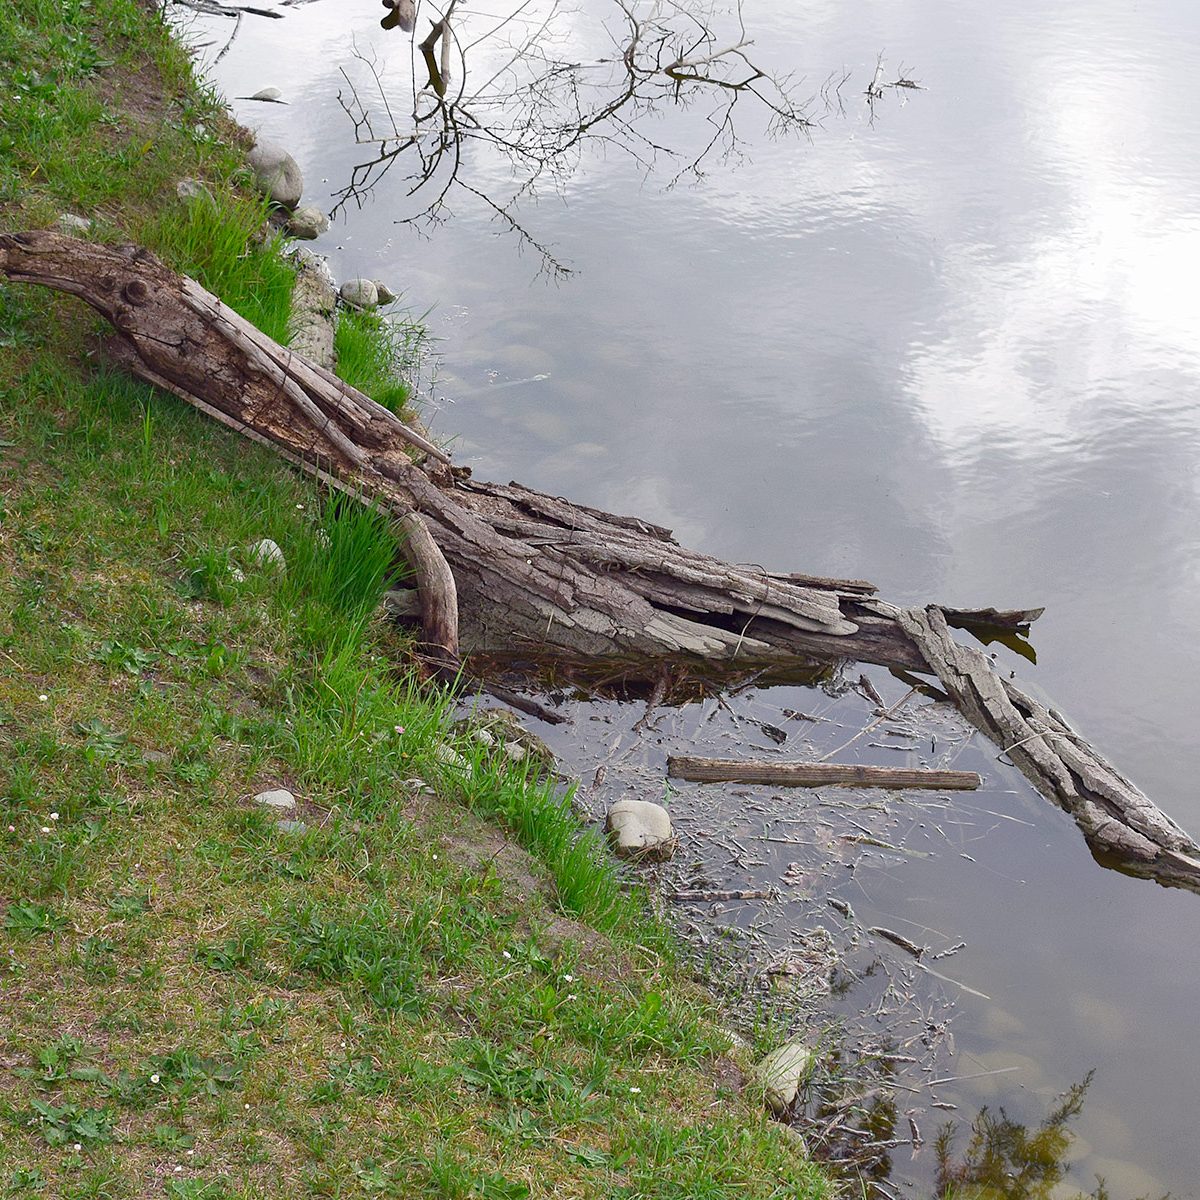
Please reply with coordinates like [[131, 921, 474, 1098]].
[[334, 0, 917, 273]]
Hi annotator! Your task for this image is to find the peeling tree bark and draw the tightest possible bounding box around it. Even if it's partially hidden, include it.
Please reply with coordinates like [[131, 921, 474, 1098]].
[[3, 228, 1199, 892]]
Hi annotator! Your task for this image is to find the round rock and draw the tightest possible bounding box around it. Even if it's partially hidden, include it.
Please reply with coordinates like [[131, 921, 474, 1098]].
[[604, 799, 674, 861], [247, 140, 304, 209], [287, 205, 329, 240], [248, 538, 286, 571], [339, 278, 379, 310]]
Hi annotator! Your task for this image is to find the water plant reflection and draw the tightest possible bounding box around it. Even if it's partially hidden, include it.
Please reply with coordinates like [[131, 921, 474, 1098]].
[[934, 1072, 1169, 1200]]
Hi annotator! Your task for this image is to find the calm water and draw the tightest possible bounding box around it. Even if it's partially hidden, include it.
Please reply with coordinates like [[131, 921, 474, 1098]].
[[184, 1, 1200, 1192]]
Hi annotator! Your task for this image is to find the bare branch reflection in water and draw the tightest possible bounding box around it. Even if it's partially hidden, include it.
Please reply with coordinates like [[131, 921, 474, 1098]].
[[331, 0, 912, 273]]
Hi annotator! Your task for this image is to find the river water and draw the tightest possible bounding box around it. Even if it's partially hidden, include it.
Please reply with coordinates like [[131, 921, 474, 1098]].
[[180, 1, 1200, 1193]]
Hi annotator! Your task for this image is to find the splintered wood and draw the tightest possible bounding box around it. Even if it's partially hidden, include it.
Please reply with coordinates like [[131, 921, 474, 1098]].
[[4, 229, 1199, 891]]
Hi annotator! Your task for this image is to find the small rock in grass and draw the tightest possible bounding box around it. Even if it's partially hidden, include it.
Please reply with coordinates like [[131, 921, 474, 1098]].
[[142, 749, 170, 765], [254, 788, 296, 810], [247, 140, 304, 209], [382, 588, 421, 618], [472, 728, 497, 748], [55, 212, 92, 236], [176, 178, 210, 202], [604, 799, 674, 861], [754, 1039, 814, 1117], [373, 280, 398, 304], [287, 205, 330, 240], [453, 710, 556, 776], [248, 538, 285, 571], [433, 743, 470, 773], [277, 819, 308, 834], [339, 278, 379, 310], [781, 1124, 809, 1156]]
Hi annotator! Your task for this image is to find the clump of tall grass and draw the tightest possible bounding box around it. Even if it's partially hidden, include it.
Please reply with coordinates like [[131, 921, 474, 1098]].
[[137, 190, 295, 344], [284, 494, 406, 631], [334, 307, 428, 416]]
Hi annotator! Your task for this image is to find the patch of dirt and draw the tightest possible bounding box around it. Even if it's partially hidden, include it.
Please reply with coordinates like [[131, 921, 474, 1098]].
[[440, 819, 545, 902], [711, 1053, 747, 1094]]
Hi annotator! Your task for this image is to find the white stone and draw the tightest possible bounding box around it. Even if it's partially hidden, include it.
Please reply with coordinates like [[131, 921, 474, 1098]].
[[433, 743, 470, 773], [503, 741, 528, 763], [249, 87, 283, 102], [247, 140, 304, 209], [248, 538, 285, 570], [604, 799, 674, 861], [55, 213, 92, 235], [254, 788, 296, 810], [472, 728, 497, 748], [754, 1040, 814, 1117], [176, 178, 210, 202], [277, 819, 308, 834], [287, 205, 329, 240], [339, 278, 379, 310]]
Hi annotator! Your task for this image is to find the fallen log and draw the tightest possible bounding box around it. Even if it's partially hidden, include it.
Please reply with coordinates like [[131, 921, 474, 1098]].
[[2, 228, 1198, 892], [667, 756, 981, 791]]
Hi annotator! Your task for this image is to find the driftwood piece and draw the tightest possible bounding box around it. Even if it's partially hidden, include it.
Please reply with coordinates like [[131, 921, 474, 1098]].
[[667, 756, 981, 791], [895, 604, 1200, 888], [3, 229, 1199, 892]]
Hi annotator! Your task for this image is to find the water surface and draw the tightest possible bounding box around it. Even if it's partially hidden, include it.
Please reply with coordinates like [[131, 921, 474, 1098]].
[[184, 1, 1200, 1192]]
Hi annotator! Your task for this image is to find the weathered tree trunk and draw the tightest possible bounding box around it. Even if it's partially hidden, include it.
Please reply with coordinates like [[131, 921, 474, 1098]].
[[3, 228, 1199, 892]]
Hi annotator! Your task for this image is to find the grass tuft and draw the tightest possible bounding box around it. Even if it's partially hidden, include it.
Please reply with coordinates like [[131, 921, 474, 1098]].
[[334, 306, 427, 416]]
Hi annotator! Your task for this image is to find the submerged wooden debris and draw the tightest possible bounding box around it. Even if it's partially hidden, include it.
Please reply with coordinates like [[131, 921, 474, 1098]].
[[667, 756, 981, 791]]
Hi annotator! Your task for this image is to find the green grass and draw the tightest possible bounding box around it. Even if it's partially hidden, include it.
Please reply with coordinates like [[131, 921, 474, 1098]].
[[138, 193, 296, 343], [0, 0, 833, 1195], [333, 307, 427, 416]]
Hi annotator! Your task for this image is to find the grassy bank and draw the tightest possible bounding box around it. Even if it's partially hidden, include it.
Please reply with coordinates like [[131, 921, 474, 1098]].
[[0, 1, 831, 1196]]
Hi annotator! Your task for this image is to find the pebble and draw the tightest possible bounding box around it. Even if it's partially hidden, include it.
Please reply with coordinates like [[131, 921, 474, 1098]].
[[248, 538, 285, 571], [254, 788, 296, 810], [276, 819, 308, 834]]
